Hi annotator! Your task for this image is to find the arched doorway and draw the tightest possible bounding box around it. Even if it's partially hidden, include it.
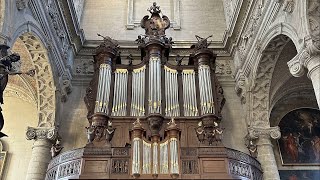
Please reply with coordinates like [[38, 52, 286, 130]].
[[1, 32, 56, 180]]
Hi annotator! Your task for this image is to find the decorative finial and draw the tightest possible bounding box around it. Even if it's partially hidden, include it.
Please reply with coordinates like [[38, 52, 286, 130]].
[[147, 2, 161, 14], [133, 118, 142, 128], [191, 35, 213, 51]]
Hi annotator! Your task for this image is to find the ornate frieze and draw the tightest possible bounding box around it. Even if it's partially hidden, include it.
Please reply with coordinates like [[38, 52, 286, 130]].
[[26, 127, 58, 141]]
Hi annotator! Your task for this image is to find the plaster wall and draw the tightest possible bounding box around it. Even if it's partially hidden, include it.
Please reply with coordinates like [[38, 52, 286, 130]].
[[81, 0, 227, 41], [1, 96, 37, 180]]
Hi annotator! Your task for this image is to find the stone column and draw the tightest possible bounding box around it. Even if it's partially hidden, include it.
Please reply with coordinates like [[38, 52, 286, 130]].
[[288, 46, 320, 108], [248, 126, 281, 180], [25, 127, 58, 180]]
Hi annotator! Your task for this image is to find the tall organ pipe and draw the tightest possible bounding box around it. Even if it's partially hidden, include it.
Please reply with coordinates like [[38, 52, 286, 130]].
[[149, 57, 161, 114], [94, 64, 112, 114]]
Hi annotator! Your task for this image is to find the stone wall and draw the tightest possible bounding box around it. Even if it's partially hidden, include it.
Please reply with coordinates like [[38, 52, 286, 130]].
[[81, 0, 227, 41]]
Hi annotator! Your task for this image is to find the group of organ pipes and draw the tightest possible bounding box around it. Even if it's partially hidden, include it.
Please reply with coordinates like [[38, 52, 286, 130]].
[[83, 2, 225, 178]]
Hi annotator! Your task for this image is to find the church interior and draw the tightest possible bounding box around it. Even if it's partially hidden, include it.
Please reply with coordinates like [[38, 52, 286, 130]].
[[0, 0, 319, 180]]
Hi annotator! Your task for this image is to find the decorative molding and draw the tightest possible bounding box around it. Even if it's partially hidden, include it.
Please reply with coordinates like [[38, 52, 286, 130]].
[[47, 1, 70, 63], [282, 0, 295, 13], [26, 126, 58, 141], [112, 148, 130, 157], [126, 0, 181, 30]]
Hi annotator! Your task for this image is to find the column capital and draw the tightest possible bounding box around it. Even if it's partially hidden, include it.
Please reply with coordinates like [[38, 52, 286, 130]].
[[26, 126, 58, 141], [247, 126, 281, 140], [288, 44, 320, 78]]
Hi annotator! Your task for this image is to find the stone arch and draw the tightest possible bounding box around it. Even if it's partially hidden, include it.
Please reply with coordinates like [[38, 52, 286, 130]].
[[10, 32, 57, 127], [249, 34, 297, 127]]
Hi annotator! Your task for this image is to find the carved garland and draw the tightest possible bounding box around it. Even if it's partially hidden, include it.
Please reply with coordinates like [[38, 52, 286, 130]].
[[19, 33, 56, 127], [250, 35, 290, 127]]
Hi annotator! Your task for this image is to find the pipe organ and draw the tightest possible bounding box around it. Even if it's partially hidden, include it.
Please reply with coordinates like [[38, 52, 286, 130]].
[[48, 2, 263, 180]]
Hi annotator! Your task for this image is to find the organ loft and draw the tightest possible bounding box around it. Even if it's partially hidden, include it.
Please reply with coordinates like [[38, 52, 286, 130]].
[[45, 3, 262, 180]]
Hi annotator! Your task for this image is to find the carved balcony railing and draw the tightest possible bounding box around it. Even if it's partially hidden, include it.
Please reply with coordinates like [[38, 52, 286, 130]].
[[45, 148, 84, 180], [180, 147, 263, 180]]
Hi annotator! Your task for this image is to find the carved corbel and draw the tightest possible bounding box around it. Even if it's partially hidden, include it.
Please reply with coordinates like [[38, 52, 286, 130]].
[[235, 70, 247, 104], [26, 126, 59, 142], [59, 73, 72, 102], [16, 0, 28, 10]]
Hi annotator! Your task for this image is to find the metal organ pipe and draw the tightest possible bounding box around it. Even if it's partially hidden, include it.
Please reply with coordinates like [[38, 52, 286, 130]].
[[198, 65, 214, 115], [149, 57, 161, 114], [164, 66, 180, 117], [182, 70, 198, 116], [112, 69, 128, 116], [131, 66, 146, 116], [94, 64, 112, 115]]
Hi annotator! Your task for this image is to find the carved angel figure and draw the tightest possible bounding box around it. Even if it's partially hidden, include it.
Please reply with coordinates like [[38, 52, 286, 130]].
[[51, 139, 64, 158], [86, 126, 95, 143]]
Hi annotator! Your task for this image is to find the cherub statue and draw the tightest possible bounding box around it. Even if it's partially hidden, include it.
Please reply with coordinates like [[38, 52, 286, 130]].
[[86, 126, 95, 144], [51, 138, 63, 158], [105, 120, 116, 142]]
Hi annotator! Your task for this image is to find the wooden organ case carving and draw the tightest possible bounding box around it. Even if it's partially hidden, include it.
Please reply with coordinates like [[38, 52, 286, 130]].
[[45, 3, 263, 180]]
